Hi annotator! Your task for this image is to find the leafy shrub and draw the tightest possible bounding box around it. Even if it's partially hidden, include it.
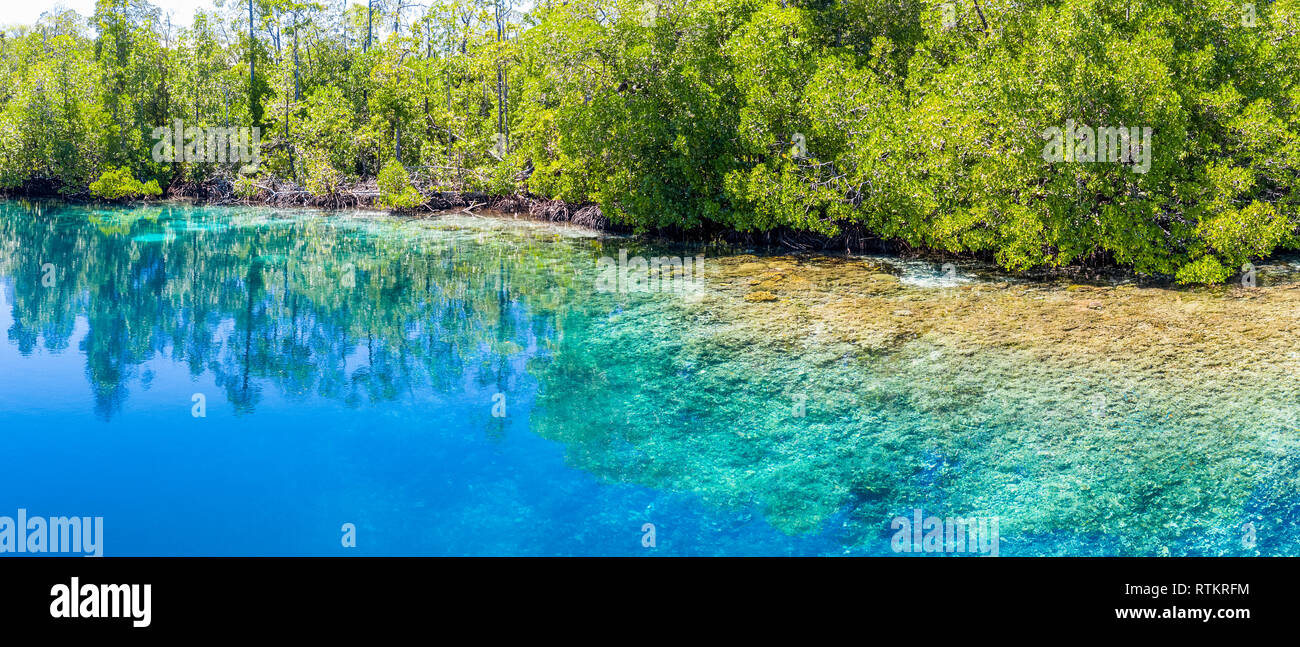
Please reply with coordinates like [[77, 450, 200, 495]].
[[376, 160, 422, 209], [1174, 255, 1232, 286], [88, 166, 161, 200], [302, 148, 343, 197], [233, 174, 260, 199]]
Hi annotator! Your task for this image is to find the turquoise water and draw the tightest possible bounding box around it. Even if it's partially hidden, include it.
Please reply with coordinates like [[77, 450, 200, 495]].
[[1, 200, 1296, 556]]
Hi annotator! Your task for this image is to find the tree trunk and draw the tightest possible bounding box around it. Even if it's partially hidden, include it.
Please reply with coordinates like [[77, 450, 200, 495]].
[[495, 0, 509, 152], [292, 14, 300, 101], [248, 0, 255, 122]]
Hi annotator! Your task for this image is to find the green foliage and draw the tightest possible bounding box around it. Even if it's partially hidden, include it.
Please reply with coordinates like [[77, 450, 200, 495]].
[[1, 0, 1297, 281], [301, 148, 342, 197], [1174, 255, 1232, 285], [376, 160, 422, 209], [88, 165, 161, 200], [298, 87, 359, 178], [232, 173, 260, 199]]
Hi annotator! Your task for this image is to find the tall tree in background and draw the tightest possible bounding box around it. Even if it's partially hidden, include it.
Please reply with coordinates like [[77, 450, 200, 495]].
[[494, 0, 509, 153], [249, 0, 255, 120]]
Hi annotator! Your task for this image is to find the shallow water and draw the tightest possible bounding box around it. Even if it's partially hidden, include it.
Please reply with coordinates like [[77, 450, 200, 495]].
[[1, 200, 1296, 556]]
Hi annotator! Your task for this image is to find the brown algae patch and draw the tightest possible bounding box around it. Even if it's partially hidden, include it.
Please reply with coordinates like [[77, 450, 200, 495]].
[[704, 254, 1300, 373]]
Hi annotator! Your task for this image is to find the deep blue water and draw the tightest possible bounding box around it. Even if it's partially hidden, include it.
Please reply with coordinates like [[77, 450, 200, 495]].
[[0, 201, 855, 556]]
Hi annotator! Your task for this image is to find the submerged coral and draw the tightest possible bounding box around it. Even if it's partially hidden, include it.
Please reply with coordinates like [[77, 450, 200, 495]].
[[531, 252, 1300, 556]]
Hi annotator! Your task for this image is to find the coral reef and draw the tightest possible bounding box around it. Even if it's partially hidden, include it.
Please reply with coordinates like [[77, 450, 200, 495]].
[[532, 252, 1300, 555]]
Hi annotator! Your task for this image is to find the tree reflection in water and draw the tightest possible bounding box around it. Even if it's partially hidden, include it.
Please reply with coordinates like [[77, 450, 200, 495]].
[[0, 200, 602, 424]]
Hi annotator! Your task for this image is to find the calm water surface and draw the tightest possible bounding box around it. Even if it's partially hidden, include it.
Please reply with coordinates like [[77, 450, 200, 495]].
[[1, 200, 1295, 555]]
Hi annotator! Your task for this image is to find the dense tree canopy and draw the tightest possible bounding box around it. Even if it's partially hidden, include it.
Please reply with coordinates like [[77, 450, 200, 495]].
[[0, 0, 1296, 282]]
